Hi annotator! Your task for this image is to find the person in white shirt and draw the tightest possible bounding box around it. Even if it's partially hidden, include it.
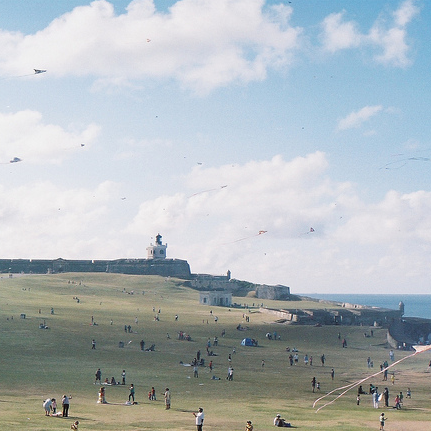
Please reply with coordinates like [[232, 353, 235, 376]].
[[193, 407, 204, 431]]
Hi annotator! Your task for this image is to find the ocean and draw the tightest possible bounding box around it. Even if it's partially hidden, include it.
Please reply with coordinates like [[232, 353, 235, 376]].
[[302, 294, 431, 320]]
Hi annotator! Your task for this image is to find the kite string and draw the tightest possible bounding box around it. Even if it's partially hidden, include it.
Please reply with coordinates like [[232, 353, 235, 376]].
[[314, 350, 418, 413]]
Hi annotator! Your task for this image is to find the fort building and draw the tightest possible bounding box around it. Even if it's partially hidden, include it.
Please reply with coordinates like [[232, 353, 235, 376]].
[[0, 234, 191, 279]]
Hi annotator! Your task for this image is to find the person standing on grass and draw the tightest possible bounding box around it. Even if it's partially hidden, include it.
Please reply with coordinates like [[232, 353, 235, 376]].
[[379, 413, 387, 430], [193, 407, 204, 431], [164, 388, 171, 409], [383, 387, 389, 407], [129, 384, 135, 403], [51, 398, 57, 414], [62, 394, 70, 417], [122, 370, 126, 385], [95, 368, 102, 384]]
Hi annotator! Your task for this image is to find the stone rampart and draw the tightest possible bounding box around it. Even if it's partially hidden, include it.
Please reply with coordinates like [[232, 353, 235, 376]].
[[0, 258, 191, 279]]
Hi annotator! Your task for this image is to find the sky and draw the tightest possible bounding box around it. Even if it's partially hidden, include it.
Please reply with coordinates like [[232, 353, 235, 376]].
[[0, 0, 429, 294]]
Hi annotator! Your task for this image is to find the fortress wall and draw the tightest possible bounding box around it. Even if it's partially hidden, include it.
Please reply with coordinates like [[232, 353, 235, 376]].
[[255, 284, 290, 300], [0, 258, 191, 279], [261, 306, 404, 327]]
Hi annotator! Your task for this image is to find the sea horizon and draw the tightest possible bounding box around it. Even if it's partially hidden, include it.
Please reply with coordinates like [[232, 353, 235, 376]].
[[300, 293, 431, 320]]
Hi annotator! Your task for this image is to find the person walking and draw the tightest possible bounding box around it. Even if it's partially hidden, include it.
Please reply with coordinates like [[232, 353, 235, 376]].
[[193, 407, 204, 431]]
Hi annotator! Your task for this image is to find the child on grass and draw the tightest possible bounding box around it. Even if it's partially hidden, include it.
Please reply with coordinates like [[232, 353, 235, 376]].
[[379, 413, 387, 430]]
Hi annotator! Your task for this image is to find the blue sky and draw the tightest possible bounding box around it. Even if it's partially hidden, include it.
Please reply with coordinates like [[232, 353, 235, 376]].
[[0, 0, 429, 294]]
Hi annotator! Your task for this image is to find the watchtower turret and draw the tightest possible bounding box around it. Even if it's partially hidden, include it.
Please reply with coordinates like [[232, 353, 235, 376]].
[[146, 233, 167, 260]]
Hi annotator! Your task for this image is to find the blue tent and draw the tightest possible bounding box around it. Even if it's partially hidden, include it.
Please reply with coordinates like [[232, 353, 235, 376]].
[[241, 338, 255, 346]]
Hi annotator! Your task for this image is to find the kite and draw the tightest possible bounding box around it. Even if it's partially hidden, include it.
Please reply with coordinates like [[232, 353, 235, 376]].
[[313, 343, 431, 413], [1, 157, 22, 165], [380, 151, 431, 170], [300, 227, 315, 236], [0, 69, 47, 80], [188, 185, 227, 198], [223, 230, 267, 245]]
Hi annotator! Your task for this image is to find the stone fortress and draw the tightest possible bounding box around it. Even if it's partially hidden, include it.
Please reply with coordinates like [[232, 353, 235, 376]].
[[0, 234, 191, 279], [1, 234, 429, 347]]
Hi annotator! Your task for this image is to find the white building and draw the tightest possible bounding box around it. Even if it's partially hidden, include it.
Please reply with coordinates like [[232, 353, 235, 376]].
[[199, 291, 232, 307]]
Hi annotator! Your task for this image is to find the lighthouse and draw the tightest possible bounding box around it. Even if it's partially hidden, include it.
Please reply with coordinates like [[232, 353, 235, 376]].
[[146, 233, 167, 260]]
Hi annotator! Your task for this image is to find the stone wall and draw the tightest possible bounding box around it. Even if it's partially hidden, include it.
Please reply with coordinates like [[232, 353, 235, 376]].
[[0, 258, 191, 279], [387, 318, 431, 349], [189, 275, 290, 299], [260, 305, 403, 326], [255, 284, 290, 300]]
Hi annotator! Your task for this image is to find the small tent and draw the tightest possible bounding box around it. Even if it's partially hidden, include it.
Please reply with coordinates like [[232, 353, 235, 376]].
[[241, 338, 254, 346]]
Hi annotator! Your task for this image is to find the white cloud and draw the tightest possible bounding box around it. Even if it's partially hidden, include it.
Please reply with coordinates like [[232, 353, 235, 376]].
[[393, 0, 420, 28], [0, 110, 100, 164], [337, 105, 383, 131], [320, 0, 420, 67], [0, 152, 430, 292], [320, 11, 362, 53], [0, 180, 122, 258], [0, 0, 302, 94], [121, 152, 431, 293]]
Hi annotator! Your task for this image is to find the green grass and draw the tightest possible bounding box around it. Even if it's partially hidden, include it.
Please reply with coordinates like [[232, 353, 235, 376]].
[[0, 273, 429, 430]]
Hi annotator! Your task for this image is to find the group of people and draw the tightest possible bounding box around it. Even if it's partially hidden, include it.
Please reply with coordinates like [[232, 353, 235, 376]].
[[42, 395, 70, 417], [364, 383, 408, 410], [95, 368, 126, 385], [192, 408, 292, 431]]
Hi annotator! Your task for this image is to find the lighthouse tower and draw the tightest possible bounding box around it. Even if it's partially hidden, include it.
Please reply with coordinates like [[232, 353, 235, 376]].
[[146, 233, 167, 260]]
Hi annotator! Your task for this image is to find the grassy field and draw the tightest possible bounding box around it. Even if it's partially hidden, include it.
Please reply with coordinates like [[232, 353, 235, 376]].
[[0, 273, 430, 431]]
